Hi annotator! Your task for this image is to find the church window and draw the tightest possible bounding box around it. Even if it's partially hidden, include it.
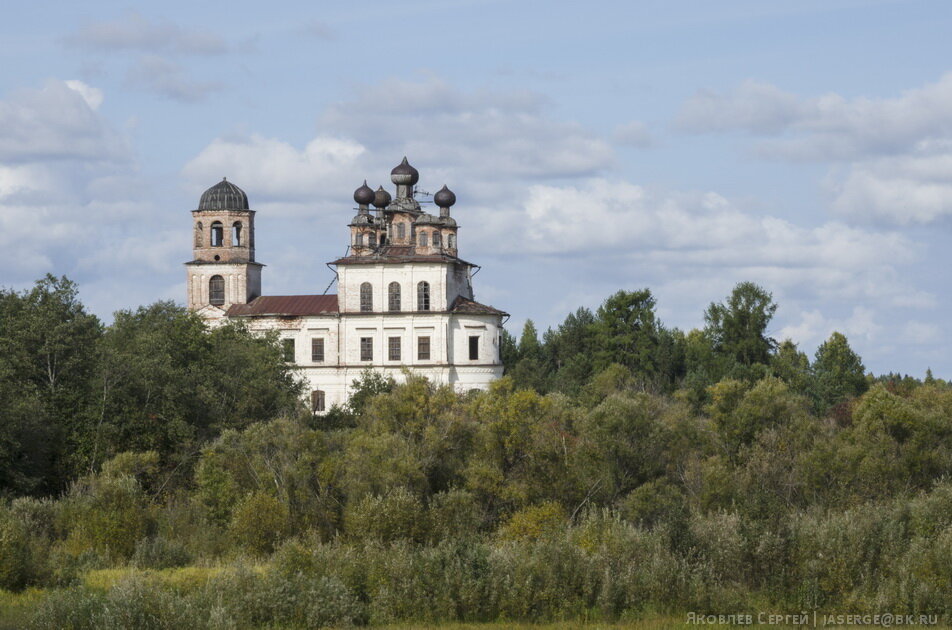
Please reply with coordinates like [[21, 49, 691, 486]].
[[211, 222, 224, 247], [355, 233, 363, 247], [433, 231, 442, 247], [418, 336, 430, 360], [209, 275, 225, 306], [360, 282, 373, 312], [311, 390, 325, 413], [232, 222, 242, 246], [388, 282, 401, 311], [311, 338, 325, 362], [369, 232, 377, 247], [282, 338, 295, 363], [418, 231, 428, 247], [388, 337, 401, 361], [469, 336, 479, 361], [417, 281, 430, 311], [360, 337, 373, 361], [194, 222, 203, 248], [448, 233, 455, 249], [397, 223, 405, 240]]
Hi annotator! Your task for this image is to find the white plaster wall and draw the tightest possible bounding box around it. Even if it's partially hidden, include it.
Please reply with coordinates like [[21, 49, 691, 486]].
[[338, 262, 471, 313]]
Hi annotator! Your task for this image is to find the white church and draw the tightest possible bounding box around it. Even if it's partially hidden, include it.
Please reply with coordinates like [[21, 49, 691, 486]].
[[185, 157, 508, 412]]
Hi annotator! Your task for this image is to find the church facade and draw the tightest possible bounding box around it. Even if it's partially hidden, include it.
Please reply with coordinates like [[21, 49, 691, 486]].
[[185, 157, 507, 411]]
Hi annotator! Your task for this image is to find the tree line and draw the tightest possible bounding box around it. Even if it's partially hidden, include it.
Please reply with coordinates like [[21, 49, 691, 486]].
[[0, 275, 950, 627]]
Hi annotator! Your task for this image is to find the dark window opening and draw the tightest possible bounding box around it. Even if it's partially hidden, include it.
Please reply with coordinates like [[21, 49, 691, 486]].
[[388, 337, 401, 361], [433, 231, 442, 247], [369, 232, 377, 247], [360, 337, 373, 361], [209, 275, 225, 306], [388, 282, 401, 311], [311, 390, 325, 413], [360, 282, 373, 312], [311, 338, 325, 362], [397, 223, 406, 240], [211, 221, 223, 247], [448, 233, 456, 249], [417, 281, 430, 311], [418, 231, 428, 247], [282, 338, 295, 363], [232, 222, 242, 246], [418, 336, 430, 361], [469, 336, 479, 361], [355, 233, 363, 247]]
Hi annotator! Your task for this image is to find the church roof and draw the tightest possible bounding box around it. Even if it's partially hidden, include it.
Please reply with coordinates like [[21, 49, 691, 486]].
[[198, 178, 249, 211], [451, 296, 508, 316], [332, 246, 475, 266], [226, 294, 339, 317]]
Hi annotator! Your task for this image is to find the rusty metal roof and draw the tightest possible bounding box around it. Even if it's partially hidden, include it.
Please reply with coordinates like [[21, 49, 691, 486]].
[[332, 247, 475, 266], [451, 296, 508, 316], [226, 295, 339, 317]]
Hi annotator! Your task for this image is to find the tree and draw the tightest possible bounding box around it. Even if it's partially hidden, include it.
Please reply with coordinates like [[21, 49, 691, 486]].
[[592, 289, 662, 381], [0, 275, 102, 494], [771, 339, 812, 396], [704, 282, 777, 368], [812, 332, 867, 413], [508, 320, 547, 391]]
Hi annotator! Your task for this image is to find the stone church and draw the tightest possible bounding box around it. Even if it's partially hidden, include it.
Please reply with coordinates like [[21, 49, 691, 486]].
[[185, 157, 507, 412]]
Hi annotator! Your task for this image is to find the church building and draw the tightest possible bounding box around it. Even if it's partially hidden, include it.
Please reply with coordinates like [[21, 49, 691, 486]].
[[185, 157, 508, 412]]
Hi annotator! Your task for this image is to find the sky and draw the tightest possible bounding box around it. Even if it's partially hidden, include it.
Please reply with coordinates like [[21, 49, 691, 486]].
[[1, 0, 951, 377]]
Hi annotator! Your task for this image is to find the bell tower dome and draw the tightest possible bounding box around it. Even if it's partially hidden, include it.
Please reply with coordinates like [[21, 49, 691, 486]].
[[185, 178, 263, 317]]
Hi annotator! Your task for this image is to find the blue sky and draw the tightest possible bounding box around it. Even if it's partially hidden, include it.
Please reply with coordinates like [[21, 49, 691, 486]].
[[1, 0, 951, 376]]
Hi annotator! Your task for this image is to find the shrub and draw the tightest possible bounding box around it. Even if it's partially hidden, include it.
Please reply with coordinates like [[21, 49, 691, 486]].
[[228, 491, 290, 555], [344, 488, 427, 543], [0, 507, 34, 591], [497, 501, 565, 541], [131, 536, 192, 570]]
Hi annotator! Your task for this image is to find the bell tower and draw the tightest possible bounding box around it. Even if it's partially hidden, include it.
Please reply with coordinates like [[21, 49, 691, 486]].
[[185, 178, 263, 316]]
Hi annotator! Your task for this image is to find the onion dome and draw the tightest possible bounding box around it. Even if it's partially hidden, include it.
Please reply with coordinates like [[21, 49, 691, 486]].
[[434, 184, 456, 208], [353, 180, 374, 205], [373, 186, 392, 209], [199, 178, 249, 211], [390, 156, 419, 186]]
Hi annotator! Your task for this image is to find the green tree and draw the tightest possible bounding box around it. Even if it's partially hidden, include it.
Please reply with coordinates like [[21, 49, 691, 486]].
[[704, 281, 777, 367], [771, 339, 812, 396], [508, 320, 547, 391], [0, 275, 102, 494], [592, 289, 663, 381], [812, 332, 867, 413]]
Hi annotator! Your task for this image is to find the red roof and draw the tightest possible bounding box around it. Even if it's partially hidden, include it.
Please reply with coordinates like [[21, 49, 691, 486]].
[[226, 295, 339, 317], [451, 296, 508, 316]]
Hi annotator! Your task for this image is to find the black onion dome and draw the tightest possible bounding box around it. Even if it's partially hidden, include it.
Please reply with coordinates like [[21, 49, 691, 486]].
[[434, 184, 456, 208], [199, 178, 249, 211], [390, 156, 419, 186], [354, 180, 374, 205], [373, 185, 392, 208]]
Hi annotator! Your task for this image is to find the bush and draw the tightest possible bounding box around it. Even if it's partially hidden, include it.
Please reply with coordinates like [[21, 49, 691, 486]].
[[131, 536, 192, 570], [344, 488, 427, 543], [497, 501, 565, 541], [0, 507, 35, 591], [228, 491, 290, 555]]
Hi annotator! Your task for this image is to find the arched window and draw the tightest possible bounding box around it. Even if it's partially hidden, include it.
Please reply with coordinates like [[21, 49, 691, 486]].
[[388, 282, 401, 311], [369, 232, 377, 248], [360, 282, 373, 312], [209, 275, 225, 306], [418, 231, 428, 247], [232, 222, 242, 246], [210, 222, 224, 247], [417, 281, 430, 311], [397, 223, 406, 240], [355, 233, 364, 247], [448, 233, 456, 249], [194, 222, 203, 248], [433, 231, 442, 248]]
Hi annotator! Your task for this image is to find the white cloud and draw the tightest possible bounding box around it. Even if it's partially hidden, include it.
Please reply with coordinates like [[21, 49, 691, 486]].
[[318, 76, 614, 181], [676, 73, 952, 225], [125, 55, 222, 103], [613, 121, 653, 148], [0, 80, 128, 163], [64, 12, 228, 55]]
